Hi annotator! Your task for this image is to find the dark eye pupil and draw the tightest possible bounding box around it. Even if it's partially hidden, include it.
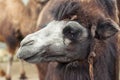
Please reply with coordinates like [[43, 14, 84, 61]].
[[63, 26, 81, 41]]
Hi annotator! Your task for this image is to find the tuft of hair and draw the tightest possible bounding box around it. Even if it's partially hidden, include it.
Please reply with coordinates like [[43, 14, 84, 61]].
[[51, 0, 80, 20]]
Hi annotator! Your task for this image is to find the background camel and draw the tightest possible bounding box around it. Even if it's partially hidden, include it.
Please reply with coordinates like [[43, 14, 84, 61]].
[[0, 0, 49, 80]]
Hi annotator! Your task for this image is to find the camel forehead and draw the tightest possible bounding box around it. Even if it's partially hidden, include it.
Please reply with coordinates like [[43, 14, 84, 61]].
[[37, 21, 67, 35], [46, 21, 67, 31]]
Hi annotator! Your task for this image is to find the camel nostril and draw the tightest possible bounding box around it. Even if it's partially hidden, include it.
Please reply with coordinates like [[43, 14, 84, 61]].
[[21, 40, 35, 47]]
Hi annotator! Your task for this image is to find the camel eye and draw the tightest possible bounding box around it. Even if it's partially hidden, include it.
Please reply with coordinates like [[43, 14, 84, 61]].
[[63, 26, 81, 41]]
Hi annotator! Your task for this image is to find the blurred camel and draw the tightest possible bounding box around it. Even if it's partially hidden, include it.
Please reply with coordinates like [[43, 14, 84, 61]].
[[0, 0, 49, 80]]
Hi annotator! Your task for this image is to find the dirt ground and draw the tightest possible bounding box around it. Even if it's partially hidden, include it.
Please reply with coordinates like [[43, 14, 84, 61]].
[[0, 61, 39, 80]]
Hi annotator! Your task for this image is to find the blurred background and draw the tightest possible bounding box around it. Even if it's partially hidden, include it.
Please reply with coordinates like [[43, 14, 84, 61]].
[[0, 42, 39, 80], [0, 0, 49, 80]]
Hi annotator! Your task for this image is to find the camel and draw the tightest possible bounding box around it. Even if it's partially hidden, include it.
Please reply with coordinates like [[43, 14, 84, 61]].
[[17, 0, 120, 80], [0, 0, 49, 80], [35, 0, 120, 80]]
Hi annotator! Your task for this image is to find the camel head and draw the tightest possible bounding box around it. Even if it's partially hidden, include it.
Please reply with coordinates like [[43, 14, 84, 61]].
[[17, 0, 119, 63], [17, 19, 119, 63]]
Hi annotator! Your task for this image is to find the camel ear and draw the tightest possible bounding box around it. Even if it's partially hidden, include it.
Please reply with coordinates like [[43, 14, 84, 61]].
[[95, 19, 119, 40]]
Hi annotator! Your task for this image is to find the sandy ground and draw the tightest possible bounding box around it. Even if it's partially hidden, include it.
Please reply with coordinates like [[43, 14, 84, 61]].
[[0, 62, 39, 80]]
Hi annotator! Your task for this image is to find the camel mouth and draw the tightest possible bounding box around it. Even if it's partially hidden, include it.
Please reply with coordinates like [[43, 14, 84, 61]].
[[17, 47, 46, 60], [23, 51, 68, 63], [23, 52, 40, 61], [20, 50, 47, 63]]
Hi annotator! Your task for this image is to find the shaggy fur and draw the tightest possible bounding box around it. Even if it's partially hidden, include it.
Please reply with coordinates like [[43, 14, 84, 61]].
[[45, 39, 117, 80], [51, 0, 118, 22]]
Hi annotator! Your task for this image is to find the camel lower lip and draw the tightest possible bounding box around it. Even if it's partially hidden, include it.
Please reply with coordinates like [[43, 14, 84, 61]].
[[23, 50, 46, 61]]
